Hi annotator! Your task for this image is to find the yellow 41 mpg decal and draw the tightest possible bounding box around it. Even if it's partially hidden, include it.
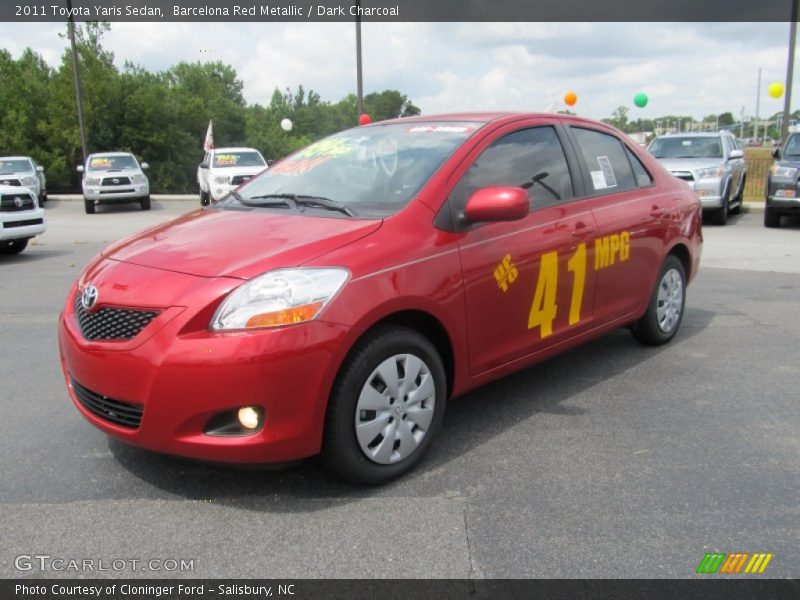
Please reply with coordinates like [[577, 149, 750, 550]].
[[528, 231, 630, 339]]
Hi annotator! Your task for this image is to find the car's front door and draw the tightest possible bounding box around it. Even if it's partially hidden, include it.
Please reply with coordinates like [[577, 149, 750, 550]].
[[449, 121, 598, 375]]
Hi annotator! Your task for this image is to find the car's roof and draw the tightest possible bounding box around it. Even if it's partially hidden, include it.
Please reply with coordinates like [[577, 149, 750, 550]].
[[377, 112, 616, 128], [656, 132, 729, 138], [88, 151, 137, 158], [211, 147, 262, 153], [0, 156, 34, 162]]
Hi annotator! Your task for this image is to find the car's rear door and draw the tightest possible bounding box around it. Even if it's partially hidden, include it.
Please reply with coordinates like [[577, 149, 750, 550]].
[[564, 125, 673, 325], [449, 119, 598, 375]]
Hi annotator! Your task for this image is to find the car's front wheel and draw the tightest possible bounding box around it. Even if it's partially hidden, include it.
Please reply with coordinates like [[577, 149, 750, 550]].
[[631, 255, 686, 346], [322, 325, 447, 485], [140, 195, 151, 211], [200, 190, 210, 206], [0, 239, 29, 255], [709, 186, 729, 225], [764, 206, 781, 228], [83, 198, 95, 214]]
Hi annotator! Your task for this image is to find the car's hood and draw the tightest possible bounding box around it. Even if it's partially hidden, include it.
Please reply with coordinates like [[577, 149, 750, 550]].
[[84, 168, 142, 178], [101, 208, 382, 280], [210, 165, 267, 176], [655, 158, 725, 172]]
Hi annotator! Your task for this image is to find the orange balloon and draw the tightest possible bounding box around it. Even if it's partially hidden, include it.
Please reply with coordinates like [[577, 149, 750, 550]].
[[564, 91, 578, 106]]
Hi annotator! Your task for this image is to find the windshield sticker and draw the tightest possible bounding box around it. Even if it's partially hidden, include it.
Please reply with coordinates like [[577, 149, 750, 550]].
[[215, 154, 238, 165], [407, 125, 473, 134], [295, 138, 354, 159], [596, 156, 617, 188], [682, 140, 693, 146], [269, 156, 332, 175], [90, 158, 112, 168]]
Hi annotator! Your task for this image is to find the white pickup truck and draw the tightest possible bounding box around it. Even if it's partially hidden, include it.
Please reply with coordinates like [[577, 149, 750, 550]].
[[197, 147, 268, 205], [0, 185, 46, 255]]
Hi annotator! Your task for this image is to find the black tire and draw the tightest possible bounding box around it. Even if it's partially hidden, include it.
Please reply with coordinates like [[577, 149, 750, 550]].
[[708, 187, 729, 225], [83, 198, 95, 214], [140, 195, 151, 211], [0, 239, 28, 255], [322, 325, 447, 485], [764, 207, 780, 228], [39, 191, 46, 206], [631, 255, 687, 347], [200, 190, 210, 206], [730, 176, 744, 215]]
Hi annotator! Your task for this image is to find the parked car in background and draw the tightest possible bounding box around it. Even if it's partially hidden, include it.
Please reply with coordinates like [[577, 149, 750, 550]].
[[197, 147, 267, 205], [0, 156, 47, 205], [60, 113, 702, 484], [0, 184, 45, 255], [765, 132, 800, 227], [78, 152, 150, 214], [648, 131, 745, 225]]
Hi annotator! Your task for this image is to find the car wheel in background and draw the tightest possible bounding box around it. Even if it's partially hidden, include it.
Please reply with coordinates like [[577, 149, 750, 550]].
[[140, 196, 151, 211], [764, 207, 781, 228], [200, 190, 210, 206], [83, 198, 95, 214], [709, 188, 729, 226], [631, 255, 686, 346], [39, 191, 46, 206], [0, 239, 29, 255], [322, 325, 447, 485], [730, 176, 744, 215]]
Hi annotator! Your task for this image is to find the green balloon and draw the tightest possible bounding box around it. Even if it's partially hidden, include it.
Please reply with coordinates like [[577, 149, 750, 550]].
[[634, 92, 648, 108]]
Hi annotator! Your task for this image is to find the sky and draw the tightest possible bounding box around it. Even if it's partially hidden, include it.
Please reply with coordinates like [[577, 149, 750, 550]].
[[0, 21, 795, 121]]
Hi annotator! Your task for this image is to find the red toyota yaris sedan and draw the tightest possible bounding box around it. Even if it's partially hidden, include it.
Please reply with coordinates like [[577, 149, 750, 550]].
[[59, 113, 702, 484]]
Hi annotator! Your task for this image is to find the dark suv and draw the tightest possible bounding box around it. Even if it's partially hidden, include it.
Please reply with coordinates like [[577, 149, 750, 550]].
[[765, 133, 800, 227]]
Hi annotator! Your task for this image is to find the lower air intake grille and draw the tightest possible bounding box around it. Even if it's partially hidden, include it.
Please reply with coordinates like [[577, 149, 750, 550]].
[[74, 292, 159, 341], [70, 376, 143, 429]]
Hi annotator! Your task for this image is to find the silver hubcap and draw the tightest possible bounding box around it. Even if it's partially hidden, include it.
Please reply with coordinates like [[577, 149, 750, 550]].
[[656, 268, 684, 333], [355, 354, 436, 465]]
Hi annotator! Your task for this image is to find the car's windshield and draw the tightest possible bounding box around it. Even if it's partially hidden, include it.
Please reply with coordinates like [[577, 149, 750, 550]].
[[783, 134, 800, 158], [649, 137, 723, 159], [0, 159, 33, 173], [87, 155, 138, 171], [212, 151, 265, 168], [224, 121, 481, 218]]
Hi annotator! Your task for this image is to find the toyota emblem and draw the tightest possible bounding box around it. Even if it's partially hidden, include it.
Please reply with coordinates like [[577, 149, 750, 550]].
[[14, 197, 24, 208], [81, 285, 99, 310], [112, 178, 119, 184]]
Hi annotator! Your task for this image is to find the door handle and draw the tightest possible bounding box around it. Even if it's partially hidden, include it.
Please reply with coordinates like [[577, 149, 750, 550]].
[[571, 222, 595, 239]]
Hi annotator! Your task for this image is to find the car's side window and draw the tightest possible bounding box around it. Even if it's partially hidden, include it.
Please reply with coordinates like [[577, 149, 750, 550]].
[[571, 127, 637, 194], [625, 147, 653, 187], [450, 126, 575, 212]]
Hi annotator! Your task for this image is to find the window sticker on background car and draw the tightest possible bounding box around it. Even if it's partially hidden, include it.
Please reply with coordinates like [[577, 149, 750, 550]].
[[596, 156, 617, 188], [215, 154, 238, 165], [90, 158, 112, 168]]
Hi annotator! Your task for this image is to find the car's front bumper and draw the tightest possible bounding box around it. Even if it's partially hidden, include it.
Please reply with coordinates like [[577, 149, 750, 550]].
[[210, 183, 236, 202], [84, 184, 149, 202], [687, 178, 726, 209], [766, 179, 800, 211], [0, 207, 46, 241], [58, 277, 351, 464]]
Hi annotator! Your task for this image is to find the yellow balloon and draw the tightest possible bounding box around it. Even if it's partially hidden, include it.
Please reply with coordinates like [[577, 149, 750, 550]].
[[768, 82, 785, 99]]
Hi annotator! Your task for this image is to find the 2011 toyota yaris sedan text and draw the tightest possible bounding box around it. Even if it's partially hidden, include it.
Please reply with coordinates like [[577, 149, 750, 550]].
[[59, 113, 702, 484]]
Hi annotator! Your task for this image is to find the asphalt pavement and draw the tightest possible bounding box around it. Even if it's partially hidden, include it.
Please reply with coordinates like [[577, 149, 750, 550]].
[[1, 198, 798, 578]]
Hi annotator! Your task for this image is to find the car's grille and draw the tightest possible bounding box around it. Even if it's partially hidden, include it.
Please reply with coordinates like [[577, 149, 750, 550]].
[[73, 292, 159, 341], [230, 175, 254, 186], [0, 178, 21, 186], [70, 376, 143, 429], [3, 218, 43, 228], [671, 171, 694, 182], [102, 176, 132, 186], [0, 194, 36, 212], [99, 189, 135, 194]]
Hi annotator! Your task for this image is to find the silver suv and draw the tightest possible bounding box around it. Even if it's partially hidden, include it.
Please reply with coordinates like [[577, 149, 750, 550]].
[[648, 132, 745, 225], [77, 152, 150, 214]]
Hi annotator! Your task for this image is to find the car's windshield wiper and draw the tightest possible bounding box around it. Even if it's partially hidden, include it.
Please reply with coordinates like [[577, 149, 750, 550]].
[[292, 195, 357, 217], [236, 193, 298, 210]]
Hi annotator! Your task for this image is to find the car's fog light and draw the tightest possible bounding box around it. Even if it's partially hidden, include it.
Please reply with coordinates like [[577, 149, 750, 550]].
[[237, 406, 261, 430]]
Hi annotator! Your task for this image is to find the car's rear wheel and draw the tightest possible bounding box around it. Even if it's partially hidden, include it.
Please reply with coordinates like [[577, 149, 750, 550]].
[[322, 325, 447, 485], [140, 195, 151, 211], [631, 255, 686, 346], [83, 198, 95, 214], [0, 239, 28, 255], [200, 190, 210, 206], [764, 207, 781, 228]]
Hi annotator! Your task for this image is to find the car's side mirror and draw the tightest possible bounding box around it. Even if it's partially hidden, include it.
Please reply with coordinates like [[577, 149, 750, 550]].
[[199, 162, 209, 169], [729, 149, 744, 160], [141, 162, 149, 170], [266, 159, 275, 166], [773, 147, 781, 159], [76, 165, 84, 173], [36, 165, 44, 172], [464, 187, 529, 223]]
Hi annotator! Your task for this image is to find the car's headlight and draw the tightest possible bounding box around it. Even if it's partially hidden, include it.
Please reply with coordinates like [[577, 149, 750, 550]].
[[211, 268, 350, 331], [770, 165, 798, 178], [695, 166, 726, 179], [21, 176, 37, 186], [131, 173, 147, 183], [213, 174, 231, 184], [84, 176, 100, 186]]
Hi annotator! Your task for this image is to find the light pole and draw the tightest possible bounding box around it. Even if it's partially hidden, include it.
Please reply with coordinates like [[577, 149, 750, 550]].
[[66, 0, 87, 163], [755, 67, 762, 142], [781, 2, 798, 145], [355, 0, 364, 117]]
